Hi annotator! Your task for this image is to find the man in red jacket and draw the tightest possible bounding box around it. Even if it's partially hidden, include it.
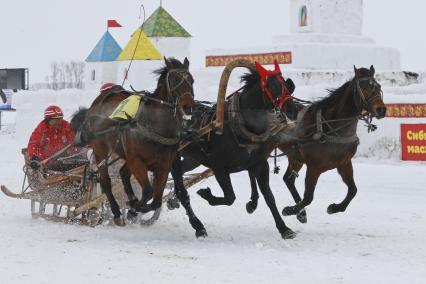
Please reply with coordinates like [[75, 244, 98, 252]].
[[28, 105, 81, 171]]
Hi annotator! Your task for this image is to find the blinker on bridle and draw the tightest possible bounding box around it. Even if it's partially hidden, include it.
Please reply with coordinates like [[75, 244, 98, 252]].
[[255, 60, 293, 110], [165, 69, 194, 121], [353, 76, 383, 114]]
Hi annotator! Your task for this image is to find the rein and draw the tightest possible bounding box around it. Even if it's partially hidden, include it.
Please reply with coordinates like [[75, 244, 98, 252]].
[[81, 68, 194, 148], [228, 93, 272, 143], [130, 87, 174, 108]]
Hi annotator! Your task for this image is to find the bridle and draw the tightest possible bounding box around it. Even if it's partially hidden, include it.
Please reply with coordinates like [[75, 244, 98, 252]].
[[261, 74, 292, 111], [353, 76, 383, 114], [133, 68, 194, 120], [165, 69, 194, 120], [255, 61, 293, 111]]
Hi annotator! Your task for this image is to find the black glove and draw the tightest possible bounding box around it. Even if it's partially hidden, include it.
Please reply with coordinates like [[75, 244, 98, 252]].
[[29, 156, 40, 170]]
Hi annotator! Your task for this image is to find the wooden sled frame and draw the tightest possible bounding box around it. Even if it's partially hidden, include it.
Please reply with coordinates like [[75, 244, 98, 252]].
[[2, 148, 215, 227]]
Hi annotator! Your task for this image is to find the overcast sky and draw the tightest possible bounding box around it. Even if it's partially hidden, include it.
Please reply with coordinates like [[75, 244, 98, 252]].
[[0, 0, 425, 82]]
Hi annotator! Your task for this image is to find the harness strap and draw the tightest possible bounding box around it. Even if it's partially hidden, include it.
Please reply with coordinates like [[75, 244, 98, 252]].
[[315, 109, 323, 137], [322, 134, 359, 144], [134, 123, 180, 145]]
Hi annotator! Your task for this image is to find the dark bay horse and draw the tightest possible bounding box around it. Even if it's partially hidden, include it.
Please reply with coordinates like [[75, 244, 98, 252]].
[[173, 59, 299, 239], [71, 58, 206, 234], [247, 66, 386, 224]]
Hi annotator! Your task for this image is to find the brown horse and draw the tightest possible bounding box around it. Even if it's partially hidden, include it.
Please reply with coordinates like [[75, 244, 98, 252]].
[[247, 66, 387, 224], [71, 58, 206, 235]]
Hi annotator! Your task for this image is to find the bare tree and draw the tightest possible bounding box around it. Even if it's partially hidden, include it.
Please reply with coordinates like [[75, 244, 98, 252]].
[[50, 61, 60, 90], [72, 61, 85, 89], [46, 61, 85, 90], [58, 62, 66, 89], [65, 62, 73, 88]]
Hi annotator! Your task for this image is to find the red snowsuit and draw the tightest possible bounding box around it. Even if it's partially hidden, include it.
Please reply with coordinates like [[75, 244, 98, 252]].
[[27, 120, 76, 160]]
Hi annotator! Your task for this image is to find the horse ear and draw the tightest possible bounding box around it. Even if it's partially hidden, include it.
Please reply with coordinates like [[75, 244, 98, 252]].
[[164, 57, 173, 69], [183, 57, 190, 69], [353, 65, 359, 77], [255, 61, 267, 80], [370, 65, 375, 76], [274, 60, 281, 73]]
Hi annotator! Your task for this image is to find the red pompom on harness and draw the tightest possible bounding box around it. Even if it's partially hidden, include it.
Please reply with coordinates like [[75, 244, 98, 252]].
[[255, 60, 292, 109]]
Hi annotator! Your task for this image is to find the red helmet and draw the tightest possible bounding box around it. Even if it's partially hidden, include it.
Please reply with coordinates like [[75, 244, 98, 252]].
[[100, 83, 115, 92], [44, 105, 64, 120]]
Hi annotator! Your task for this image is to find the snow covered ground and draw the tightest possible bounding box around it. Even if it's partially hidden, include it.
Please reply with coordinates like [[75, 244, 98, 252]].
[[0, 77, 425, 283], [0, 159, 425, 284]]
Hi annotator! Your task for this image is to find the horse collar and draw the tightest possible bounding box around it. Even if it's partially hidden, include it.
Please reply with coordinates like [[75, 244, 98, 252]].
[[228, 93, 271, 143]]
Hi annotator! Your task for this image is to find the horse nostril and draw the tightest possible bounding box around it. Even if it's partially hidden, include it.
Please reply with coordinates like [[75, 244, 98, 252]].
[[182, 106, 192, 115], [377, 107, 387, 117]]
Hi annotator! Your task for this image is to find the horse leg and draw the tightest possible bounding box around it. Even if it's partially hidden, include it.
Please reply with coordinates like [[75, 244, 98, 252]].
[[282, 159, 307, 223], [253, 161, 296, 239], [197, 169, 236, 206], [171, 156, 207, 238], [138, 169, 168, 213], [246, 170, 259, 214], [125, 159, 153, 211], [283, 165, 320, 217], [327, 161, 357, 214], [118, 163, 139, 221], [97, 163, 125, 226], [167, 155, 199, 210], [119, 163, 138, 208]]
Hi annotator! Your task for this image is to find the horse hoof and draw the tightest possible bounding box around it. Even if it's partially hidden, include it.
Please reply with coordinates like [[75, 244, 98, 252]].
[[126, 199, 139, 210], [246, 201, 257, 214], [197, 187, 212, 200], [126, 209, 138, 223], [282, 206, 296, 216], [114, 217, 126, 227], [138, 206, 151, 214], [166, 197, 180, 210], [195, 228, 208, 238], [327, 204, 340, 214], [281, 228, 297, 240], [296, 209, 307, 223]]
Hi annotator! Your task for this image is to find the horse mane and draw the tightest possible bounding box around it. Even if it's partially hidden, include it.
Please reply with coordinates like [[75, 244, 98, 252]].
[[308, 67, 371, 113], [240, 69, 260, 92], [153, 58, 185, 80], [70, 107, 88, 133], [308, 81, 352, 113], [150, 57, 187, 98]]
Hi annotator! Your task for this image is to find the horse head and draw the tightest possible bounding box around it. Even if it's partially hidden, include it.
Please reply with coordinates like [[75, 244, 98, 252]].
[[156, 57, 196, 130], [255, 60, 296, 114], [214, 59, 297, 133], [353, 65, 386, 119], [280, 78, 298, 120]]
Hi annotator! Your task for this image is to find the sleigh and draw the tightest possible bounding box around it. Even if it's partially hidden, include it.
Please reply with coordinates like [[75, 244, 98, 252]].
[[1, 148, 214, 226]]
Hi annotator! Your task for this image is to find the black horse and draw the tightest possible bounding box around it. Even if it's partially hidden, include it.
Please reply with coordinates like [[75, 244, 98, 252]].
[[172, 59, 299, 239], [247, 66, 387, 225]]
